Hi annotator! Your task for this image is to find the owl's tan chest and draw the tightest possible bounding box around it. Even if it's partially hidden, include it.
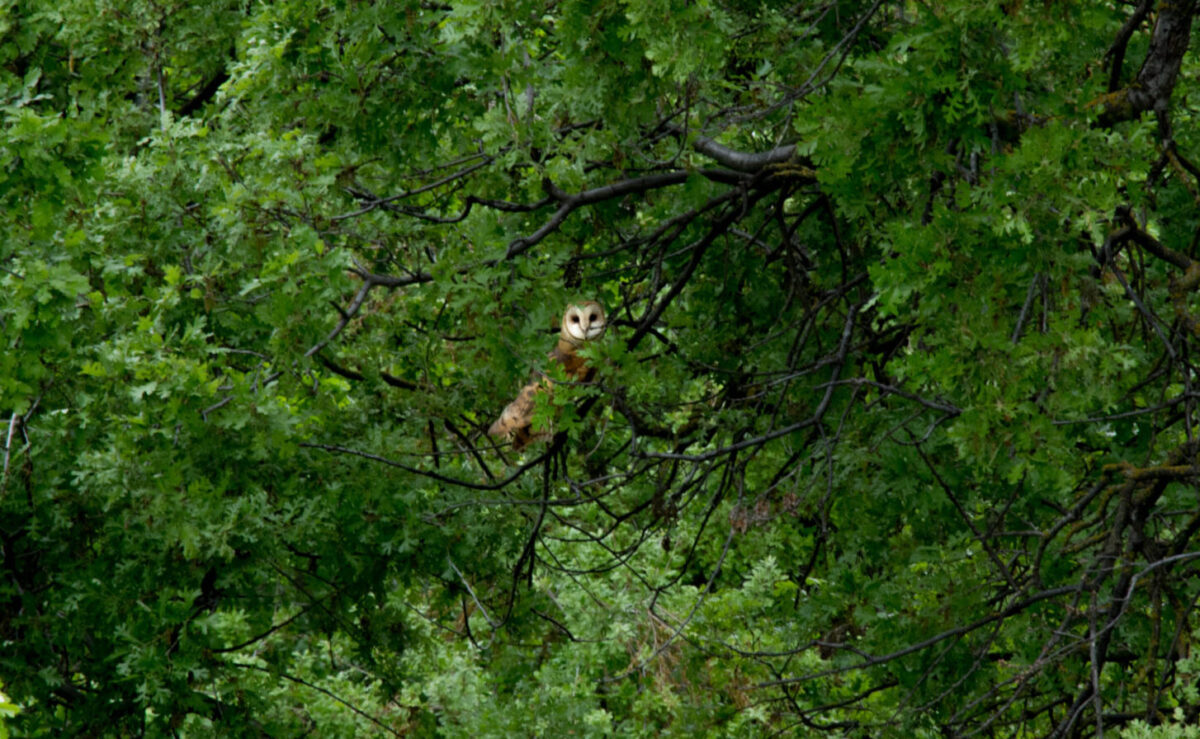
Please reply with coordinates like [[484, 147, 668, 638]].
[[549, 340, 593, 381]]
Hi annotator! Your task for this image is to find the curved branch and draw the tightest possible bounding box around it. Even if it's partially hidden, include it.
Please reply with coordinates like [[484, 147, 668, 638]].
[[300, 441, 553, 492], [501, 169, 749, 260], [332, 157, 495, 221], [1105, 0, 1154, 92], [755, 585, 1081, 689], [691, 135, 797, 172]]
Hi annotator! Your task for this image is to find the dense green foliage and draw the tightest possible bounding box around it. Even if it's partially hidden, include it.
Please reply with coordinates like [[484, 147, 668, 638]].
[[5, 0, 1200, 735]]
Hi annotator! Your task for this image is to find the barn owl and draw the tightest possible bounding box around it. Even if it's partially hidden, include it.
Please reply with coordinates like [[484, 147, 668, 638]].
[[488, 301, 606, 450]]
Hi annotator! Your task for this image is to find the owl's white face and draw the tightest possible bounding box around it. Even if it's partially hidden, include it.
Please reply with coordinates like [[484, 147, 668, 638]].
[[561, 302, 606, 345]]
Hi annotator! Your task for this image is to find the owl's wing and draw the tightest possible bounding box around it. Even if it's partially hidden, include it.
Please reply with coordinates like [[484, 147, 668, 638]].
[[490, 344, 582, 449], [488, 380, 541, 439]]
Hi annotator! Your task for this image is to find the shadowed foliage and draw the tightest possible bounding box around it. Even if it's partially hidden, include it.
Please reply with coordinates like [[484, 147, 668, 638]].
[[4, 1, 1200, 736]]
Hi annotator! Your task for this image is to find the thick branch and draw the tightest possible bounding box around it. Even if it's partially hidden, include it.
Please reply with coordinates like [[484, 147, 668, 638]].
[[1099, 0, 1198, 124], [691, 136, 797, 173], [177, 66, 231, 118]]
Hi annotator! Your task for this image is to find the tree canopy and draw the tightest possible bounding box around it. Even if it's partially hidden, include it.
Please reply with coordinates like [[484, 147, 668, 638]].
[[4, 0, 1200, 736]]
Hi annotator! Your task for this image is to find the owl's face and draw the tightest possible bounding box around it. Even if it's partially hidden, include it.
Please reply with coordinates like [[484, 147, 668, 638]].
[[561, 301, 606, 345]]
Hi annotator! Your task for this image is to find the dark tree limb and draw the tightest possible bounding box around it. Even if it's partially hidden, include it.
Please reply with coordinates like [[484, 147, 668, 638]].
[[1098, 0, 1198, 125], [1105, 0, 1154, 93]]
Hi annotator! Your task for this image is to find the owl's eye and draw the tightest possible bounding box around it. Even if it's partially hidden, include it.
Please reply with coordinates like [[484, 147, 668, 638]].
[[589, 313, 598, 321], [571, 315, 580, 323]]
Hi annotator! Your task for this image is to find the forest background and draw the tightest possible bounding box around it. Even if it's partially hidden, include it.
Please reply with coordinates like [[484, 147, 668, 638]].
[[4, 0, 1200, 736]]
